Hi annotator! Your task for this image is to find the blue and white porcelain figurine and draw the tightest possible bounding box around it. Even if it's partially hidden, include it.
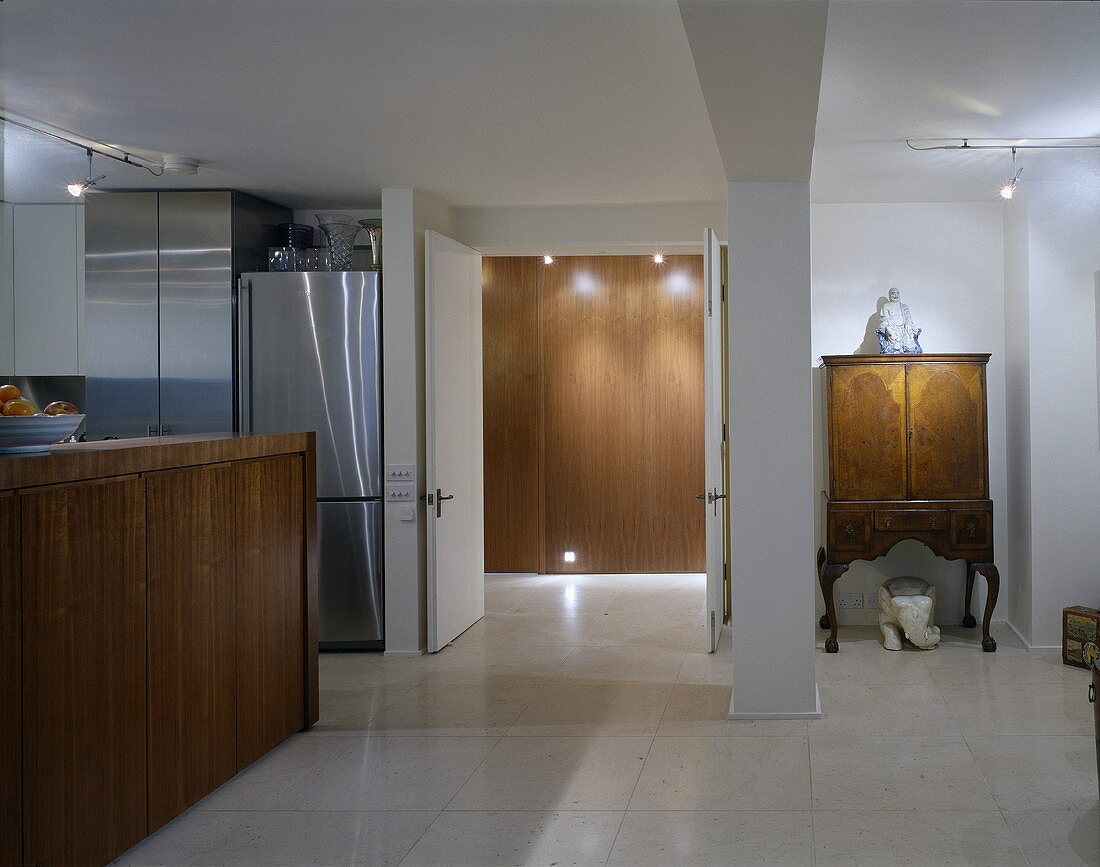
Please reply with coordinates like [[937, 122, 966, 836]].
[[876, 287, 923, 354]]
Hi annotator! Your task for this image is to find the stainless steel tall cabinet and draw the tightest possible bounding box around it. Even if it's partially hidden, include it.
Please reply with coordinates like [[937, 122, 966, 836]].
[[84, 191, 289, 440]]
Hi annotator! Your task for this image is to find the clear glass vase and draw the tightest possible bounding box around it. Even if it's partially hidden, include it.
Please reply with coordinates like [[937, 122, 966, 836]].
[[315, 213, 361, 271]]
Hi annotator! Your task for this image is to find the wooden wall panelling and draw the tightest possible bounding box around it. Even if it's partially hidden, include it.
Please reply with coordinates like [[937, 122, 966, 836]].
[[233, 455, 306, 771], [20, 477, 148, 866], [482, 256, 542, 572], [146, 464, 236, 832], [0, 494, 20, 866], [539, 255, 705, 573]]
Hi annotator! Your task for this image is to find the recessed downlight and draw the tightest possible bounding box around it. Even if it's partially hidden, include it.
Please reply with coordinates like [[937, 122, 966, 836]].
[[543, 254, 554, 265], [653, 253, 665, 264]]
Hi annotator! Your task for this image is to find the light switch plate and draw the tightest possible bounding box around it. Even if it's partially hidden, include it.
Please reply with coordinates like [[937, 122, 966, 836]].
[[386, 484, 416, 502], [385, 464, 415, 483]]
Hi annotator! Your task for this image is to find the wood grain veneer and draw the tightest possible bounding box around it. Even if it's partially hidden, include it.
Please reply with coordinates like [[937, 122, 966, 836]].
[[233, 455, 305, 770], [482, 256, 542, 572], [21, 477, 148, 866], [146, 464, 236, 832], [483, 255, 705, 574], [0, 494, 20, 866], [0, 431, 313, 492]]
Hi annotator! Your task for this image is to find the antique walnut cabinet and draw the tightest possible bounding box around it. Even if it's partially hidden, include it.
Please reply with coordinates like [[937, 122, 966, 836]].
[[819, 354, 998, 652]]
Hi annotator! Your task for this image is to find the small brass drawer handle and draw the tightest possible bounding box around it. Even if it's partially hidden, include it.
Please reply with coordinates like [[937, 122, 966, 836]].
[[930, 516, 938, 529], [844, 522, 855, 538], [883, 515, 892, 529], [965, 517, 978, 539]]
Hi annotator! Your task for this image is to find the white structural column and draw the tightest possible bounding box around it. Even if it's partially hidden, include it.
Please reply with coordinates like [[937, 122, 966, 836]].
[[727, 181, 819, 718]]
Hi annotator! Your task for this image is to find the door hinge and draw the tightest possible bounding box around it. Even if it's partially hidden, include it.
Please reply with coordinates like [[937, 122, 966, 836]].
[[710, 610, 716, 646], [722, 422, 727, 443], [721, 281, 727, 302]]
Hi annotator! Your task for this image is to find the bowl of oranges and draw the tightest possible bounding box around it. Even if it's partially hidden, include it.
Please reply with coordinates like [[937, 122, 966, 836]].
[[0, 384, 84, 454]]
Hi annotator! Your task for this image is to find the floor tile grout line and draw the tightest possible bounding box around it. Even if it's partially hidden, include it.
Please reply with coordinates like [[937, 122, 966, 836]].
[[392, 808, 446, 867]]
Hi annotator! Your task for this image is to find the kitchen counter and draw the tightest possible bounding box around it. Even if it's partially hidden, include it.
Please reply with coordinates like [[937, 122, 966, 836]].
[[0, 430, 314, 490], [2, 432, 318, 866]]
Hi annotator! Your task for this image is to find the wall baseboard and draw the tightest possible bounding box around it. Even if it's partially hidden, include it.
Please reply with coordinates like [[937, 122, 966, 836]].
[[728, 685, 822, 721], [1005, 619, 1061, 653], [384, 648, 426, 657]]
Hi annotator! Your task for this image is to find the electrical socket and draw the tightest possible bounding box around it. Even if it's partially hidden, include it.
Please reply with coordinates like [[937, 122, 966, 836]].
[[863, 592, 879, 610], [835, 592, 863, 610]]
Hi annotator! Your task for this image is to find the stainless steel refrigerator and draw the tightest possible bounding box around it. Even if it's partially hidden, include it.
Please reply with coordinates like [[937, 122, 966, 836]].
[[239, 271, 384, 649]]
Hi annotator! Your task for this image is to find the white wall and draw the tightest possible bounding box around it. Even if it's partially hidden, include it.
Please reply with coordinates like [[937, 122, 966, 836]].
[[453, 200, 726, 255], [1021, 180, 1100, 648], [811, 202, 1007, 626], [379, 188, 458, 655], [1003, 196, 1033, 641], [728, 181, 818, 718]]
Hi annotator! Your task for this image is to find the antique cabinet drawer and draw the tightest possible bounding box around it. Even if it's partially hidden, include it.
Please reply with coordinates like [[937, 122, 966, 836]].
[[950, 509, 992, 548], [874, 509, 948, 533], [829, 511, 871, 551]]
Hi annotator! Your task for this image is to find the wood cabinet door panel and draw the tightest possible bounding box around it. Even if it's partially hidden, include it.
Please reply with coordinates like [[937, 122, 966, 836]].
[[146, 464, 235, 831], [21, 477, 147, 866], [233, 455, 305, 771], [0, 495, 19, 865], [908, 363, 987, 499], [827, 365, 908, 500]]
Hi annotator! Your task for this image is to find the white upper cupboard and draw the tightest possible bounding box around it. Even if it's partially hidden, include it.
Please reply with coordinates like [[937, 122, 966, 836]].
[[0, 203, 85, 378]]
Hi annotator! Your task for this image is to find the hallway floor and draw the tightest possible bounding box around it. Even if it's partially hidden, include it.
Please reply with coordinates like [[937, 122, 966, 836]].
[[116, 573, 1098, 866]]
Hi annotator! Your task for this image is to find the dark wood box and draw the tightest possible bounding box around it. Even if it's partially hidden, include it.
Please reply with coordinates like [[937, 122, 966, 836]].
[[1062, 606, 1100, 669]]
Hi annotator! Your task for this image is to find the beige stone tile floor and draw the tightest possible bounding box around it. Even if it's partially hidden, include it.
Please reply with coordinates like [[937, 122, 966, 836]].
[[114, 572, 1099, 866]]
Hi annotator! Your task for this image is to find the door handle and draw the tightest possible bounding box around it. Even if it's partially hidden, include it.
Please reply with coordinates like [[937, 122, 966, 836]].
[[435, 488, 455, 518], [708, 489, 726, 515], [695, 493, 707, 501]]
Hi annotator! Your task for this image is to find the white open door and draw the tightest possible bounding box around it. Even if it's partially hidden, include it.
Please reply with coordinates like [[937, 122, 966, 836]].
[[425, 230, 485, 652], [703, 228, 726, 652]]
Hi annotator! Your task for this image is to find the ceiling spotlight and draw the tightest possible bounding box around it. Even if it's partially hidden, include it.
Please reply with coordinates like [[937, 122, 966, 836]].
[[653, 253, 665, 264], [543, 254, 554, 265], [999, 147, 1023, 200], [67, 148, 106, 198]]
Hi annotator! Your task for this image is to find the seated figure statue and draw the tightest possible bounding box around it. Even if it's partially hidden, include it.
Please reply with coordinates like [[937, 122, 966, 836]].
[[879, 576, 941, 651], [876, 287, 923, 354]]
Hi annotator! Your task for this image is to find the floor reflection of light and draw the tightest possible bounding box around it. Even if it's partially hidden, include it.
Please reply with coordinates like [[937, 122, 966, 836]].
[[564, 583, 577, 609]]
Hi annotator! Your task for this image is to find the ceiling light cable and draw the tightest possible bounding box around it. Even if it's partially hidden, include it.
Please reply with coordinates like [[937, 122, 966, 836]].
[[0, 111, 165, 176]]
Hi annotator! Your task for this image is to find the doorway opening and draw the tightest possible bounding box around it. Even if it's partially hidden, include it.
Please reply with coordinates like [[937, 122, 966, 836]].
[[481, 251, 728, 652]]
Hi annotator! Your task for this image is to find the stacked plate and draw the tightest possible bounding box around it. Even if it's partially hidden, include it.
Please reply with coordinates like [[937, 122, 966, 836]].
[[277, 223, 315, 249]]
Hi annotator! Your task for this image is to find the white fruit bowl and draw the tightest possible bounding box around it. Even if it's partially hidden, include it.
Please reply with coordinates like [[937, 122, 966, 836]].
[[0, 414, 84, 454]]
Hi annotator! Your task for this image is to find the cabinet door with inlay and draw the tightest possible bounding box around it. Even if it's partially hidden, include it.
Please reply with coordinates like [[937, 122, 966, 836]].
[[233, 455, 305, 771], [21, 477, 147, 866], [827, 363, 908, 501], [0, 494, 19, 865], [907, 362, 987, 499], [146, 464, 236, 832]]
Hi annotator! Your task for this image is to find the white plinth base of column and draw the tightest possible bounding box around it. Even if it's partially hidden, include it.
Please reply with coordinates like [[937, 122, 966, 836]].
[[727, 684, 822, 721]]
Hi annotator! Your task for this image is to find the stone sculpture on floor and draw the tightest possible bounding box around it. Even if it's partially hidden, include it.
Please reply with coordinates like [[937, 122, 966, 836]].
[[879, 576, 941, 650]]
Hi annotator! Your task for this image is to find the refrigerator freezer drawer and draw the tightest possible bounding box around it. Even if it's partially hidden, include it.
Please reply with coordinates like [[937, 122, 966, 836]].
[[318, 500, 383, 647]]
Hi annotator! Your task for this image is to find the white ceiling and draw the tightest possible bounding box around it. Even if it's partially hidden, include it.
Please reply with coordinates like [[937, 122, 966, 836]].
[[812, 0, 1100, 203], [0, 0, 726, 207], [2, 1, 1098, 208]]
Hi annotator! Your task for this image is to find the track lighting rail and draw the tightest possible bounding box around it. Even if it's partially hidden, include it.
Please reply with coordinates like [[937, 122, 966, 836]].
[[0, 111, 165, 176], [906, 138, 1100, 152]]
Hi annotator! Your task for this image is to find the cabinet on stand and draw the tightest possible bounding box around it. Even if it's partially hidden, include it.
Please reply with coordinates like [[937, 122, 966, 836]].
[[818, 353, 999, 653]]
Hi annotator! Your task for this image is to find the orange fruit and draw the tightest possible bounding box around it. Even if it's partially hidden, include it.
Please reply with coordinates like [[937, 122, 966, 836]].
[[0, 384, 21, 404], [2, 398, 37, 416]]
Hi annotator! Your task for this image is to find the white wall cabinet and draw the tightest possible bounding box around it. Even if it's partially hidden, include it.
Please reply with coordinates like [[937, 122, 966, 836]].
[[12, 204, 84, 377]]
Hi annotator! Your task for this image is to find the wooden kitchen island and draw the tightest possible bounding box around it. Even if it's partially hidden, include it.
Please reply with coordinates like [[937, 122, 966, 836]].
[[0, 432, 318, 867]]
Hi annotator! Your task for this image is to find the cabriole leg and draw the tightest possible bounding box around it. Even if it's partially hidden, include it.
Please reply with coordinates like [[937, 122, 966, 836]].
[[972, 562, 1000, 652], [817, 554, 849, 653], [962, 564, 977, 629]]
